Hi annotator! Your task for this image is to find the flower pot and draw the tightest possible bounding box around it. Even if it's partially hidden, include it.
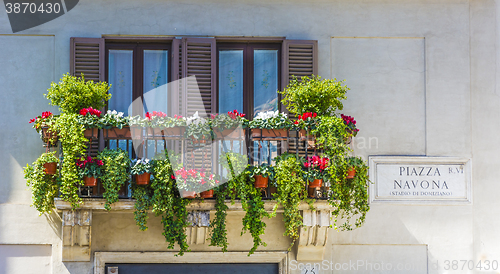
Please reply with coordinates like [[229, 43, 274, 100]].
[[181, 190, 197, 199], [254, 175, 269, 188], [308, 179, 323, 188], [43, 162, 57, 175], [41, 126, 58, 144], [191, 136, 206, 144], [299, 130, 316, 148], [84, 128, 99, 139], [347, 167, 356, 179], [214, 128, 244, 139], [148, 127, 185, 140], [344, 136, 352, 145], [136, 173, 151, 185], [104, 127, 131, 139], [250, 128, 288, 141], [83, 176, 97, 187], [131, 127, 143, 139], [200, 189, 214, 198]]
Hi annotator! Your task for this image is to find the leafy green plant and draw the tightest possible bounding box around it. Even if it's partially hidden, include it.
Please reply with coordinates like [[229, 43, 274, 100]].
[[248, 163, 274, 181], [302, 156, 330, 182], [23, 151, 59, 214], [45, 73, 111, 114], [210, 111, 247, 131], [209, 185, 229, 252], [185, 112, 212, 141], [76, 156, 104, 178], [328, 157, 370, 230], [273, 153, 306, 247], [151, 151, 191, 256], [53, 113, 88, 209], [29, 111, 59, 145], [341, 114, 359, 137], [132, 184, 153, 231], [77, 107, 102, 129], [97, 148, 131, 210], [280, 75, 348, 116]]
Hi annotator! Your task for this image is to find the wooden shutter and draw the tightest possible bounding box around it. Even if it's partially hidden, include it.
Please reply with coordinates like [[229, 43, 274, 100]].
[[70, 37, 105, 81], [181, 37, 217, 117], [171, 39, 182, 116], [281, 39, 318, 87]]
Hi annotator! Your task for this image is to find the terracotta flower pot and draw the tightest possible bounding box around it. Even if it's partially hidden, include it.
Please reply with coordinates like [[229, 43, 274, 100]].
[[104, 127, 131, 139], [254, 175, 269, 188], [214, 128, 244, 139], [347, 167, 356, 179], [200, 189, 214, 198], [83, 176, 97, 187], [84, 128, 99, 139], [250, 128, 288, 141], [181, 190, 197, 199], [136, 173, 151, 185], [308, 179, 323, 188], [43, 162, 57, 175], [192, 136, 206, 144]]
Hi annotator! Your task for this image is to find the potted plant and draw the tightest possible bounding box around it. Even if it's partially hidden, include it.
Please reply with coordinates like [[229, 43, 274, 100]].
[[199, 172, 219, 198], [210, 111, 246, 139], [23, 151, 60, 214], [294, 112, 319, 147], [185, 111, 211, 144], [175, 167, 200, 198], [341, 114, 359, 144], [302, 156, 330, 195], [76, 155, 104, 187], [77, 107, 102, 139], [346, 156, 363, 179], [29, 111, 59, 145], [100, 110, 130, 139], [279, 75, 348, 116], [249, 163, 274, 189], [131, 158, 154, 185], [97, 148, 131, 210], [248, 111, 291, 140]]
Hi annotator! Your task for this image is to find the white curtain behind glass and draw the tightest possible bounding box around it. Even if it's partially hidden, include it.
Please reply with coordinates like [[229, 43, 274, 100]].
[[218, 50, 243, 114], [108, 50, 133, 114], [253, 50, 278, 116], [142, 50, 168, 114]]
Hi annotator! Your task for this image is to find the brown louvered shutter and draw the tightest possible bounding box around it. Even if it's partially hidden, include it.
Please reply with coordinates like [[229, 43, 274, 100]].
[[281, 40, 318, 157], [70, 37, 105, 156], [281, 39, 318, 87], [171, 39, 182, 116], [181, 37, 217, 117], [70, 37, 105, 81]]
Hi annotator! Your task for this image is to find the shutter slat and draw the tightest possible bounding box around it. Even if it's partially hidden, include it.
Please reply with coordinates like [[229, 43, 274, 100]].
[[71, 37, 104, 82]]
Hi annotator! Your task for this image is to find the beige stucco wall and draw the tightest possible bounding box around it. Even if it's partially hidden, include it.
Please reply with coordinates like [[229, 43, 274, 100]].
[[0, 0, 498, 273]]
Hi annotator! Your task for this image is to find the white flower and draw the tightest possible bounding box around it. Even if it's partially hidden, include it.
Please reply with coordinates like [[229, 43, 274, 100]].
[[186, 111, 206, 125], [254, 110, 281, 120], [117, 112, 124, 118]]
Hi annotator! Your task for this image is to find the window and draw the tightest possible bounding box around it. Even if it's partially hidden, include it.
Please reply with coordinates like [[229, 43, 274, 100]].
[[217, 43, 281, 119], [105, 43, 171, 115]]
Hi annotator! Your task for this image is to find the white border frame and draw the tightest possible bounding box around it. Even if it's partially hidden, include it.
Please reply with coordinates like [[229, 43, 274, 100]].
[[94, 251, 289, 274], [369, 156, 472, 205]]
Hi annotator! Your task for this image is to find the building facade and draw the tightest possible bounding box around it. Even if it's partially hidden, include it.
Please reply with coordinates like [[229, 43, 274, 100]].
[[1, 0, 499, 273]]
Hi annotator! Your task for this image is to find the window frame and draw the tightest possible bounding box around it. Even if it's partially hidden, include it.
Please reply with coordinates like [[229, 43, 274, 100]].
[[216, 42, 282, 119], [105, 41, 172, 115]]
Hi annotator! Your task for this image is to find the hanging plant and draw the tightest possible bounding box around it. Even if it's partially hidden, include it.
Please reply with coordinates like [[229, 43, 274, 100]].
[[273, 153, 307, 248], [29, 111, 59, 145], [132, 184, 153, 231], [328, 157, 370, 230], [53, 113, 88, 209], [97, 148, 131, 210], [209, 185, 229, 252], [23, 151, 60, 214]]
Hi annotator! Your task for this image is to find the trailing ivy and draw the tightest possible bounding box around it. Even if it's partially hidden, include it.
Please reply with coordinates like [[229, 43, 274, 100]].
[[132, 184, 153, 231], [53, 113, 88, 209], [23, 151, 60, 214], [151, 154, 191, 256], [328, 157, 370, 230], [209, 185, 229, 252], [97, 148, 131, 210], [273, 153, 306, 248]]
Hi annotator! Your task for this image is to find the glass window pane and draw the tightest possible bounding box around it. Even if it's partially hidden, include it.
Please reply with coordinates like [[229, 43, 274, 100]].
[[219, 50, 244, 114], [254, 50, 278, 116], [143, 50, 168, 114], [108, 50, 133, 114]]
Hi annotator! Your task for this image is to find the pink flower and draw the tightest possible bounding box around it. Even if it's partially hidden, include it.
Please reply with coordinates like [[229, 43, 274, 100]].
[[80, 108, 88, 116]]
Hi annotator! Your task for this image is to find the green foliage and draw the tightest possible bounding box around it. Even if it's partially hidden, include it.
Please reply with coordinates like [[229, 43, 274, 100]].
[[23, 151, 59, 214], [312, 116, 350, 159], [248, 163, 275, 181], [77, 112, 101, 129], [328, 157, 370, 230], [151, 154, 191, 256], [210, 113, 247, 131], [97, 148, 131, 210], [248, 111, 292, 130], [280, 75, 348, 116], [209, 185, 229, 252], [53, 113, 88, 209], [45, 73, 111, 114], [99, 110, 129, 129], [131, 158, 154, 175], [132, 184, 153, 231], [273, 154, 306, 247]]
